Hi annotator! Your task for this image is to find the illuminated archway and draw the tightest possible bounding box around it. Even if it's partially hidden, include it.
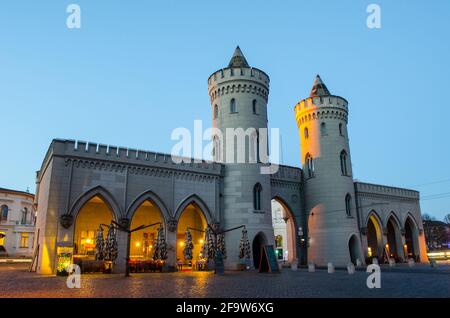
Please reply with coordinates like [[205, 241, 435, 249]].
[[386, 214, 402, 261], [73, 195, 115, 259], [271, 198, 297, 263], [404, 215, 420, 261], [129, 200, 164, 260], [366, 212, 383, 260], [176, 203, 207, 267]]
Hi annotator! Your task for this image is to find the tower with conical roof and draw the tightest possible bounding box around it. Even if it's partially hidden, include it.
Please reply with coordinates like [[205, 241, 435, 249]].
[[294, 75, 363, 267], [208, 47, 274, 269]]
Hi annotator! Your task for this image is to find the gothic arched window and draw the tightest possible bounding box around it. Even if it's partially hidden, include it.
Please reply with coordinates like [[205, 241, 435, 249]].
[[340, 150, 348, 176], [345, 194, 352, 217], [304, 127, 309, 139], [253, 183, 262, 210], [339, 123, 344, 136], [252, 99, 257, 114], [214, 104, 218, 119], [320, 122, 327, 136], [230, 98, 237, 113], [305, 153, 314, 178]]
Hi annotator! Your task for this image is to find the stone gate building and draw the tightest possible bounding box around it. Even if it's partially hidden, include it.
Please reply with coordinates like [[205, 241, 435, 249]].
[[33, 47, 428, 274]]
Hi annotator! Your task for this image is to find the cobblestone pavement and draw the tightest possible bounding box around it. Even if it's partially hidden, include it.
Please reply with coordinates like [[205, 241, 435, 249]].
[[1, 263, 449, 298]]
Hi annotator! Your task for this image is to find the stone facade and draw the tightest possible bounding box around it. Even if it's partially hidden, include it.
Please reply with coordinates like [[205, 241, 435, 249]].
[[0, 188, 36, 257], [33, 47, 427, 274]]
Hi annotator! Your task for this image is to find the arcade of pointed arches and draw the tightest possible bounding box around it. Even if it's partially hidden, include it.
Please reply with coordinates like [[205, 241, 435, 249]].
[[364, 209, 421, 263]]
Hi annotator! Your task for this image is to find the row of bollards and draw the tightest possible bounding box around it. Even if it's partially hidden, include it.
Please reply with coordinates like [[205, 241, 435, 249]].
[[293, 257, 417, 274]]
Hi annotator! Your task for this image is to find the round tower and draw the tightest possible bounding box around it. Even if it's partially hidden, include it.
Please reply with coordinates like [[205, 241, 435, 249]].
[[294, 75, 363, 267], [208, 47, 274, 269]]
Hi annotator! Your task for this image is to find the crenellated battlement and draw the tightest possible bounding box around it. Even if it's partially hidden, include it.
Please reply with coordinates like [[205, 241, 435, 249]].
[[45, 139, 223, 176], [294, 95, 348, 114], [208, 67, 270, 103], [354, 181, 419, 200], [270, 165, 302, 182]]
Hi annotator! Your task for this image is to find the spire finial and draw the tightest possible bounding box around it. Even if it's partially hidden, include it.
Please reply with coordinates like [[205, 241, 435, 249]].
[[228, 46, 250, 68], [310, 74, 331, 97]]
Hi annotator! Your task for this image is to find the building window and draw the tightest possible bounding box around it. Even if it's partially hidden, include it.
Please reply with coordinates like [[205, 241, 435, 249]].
[[320, 122, 327, 136], [230, 98, 237, 113], [305, 153, 314, 178], [214, 104, 218, 119], [345, 194, 352, 217], [213, 135, 221, 162], [340, 150, 348, 176], [339, 123, 344, 136], [304, 127, 309, 139], [0, 205, 8, 222], [21, 207, 28, 225], [252, 99, 257, 114], [20, 233, 29, 248], [253, 183, 262, 210]]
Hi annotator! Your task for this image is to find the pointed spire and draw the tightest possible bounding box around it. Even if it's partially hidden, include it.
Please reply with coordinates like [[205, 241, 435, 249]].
[[309, 74, 331, 97], [228, 46, 250, 68]]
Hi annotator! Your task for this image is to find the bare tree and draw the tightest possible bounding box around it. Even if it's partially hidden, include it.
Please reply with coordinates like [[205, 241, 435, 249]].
[[443, 214, 450, 225]]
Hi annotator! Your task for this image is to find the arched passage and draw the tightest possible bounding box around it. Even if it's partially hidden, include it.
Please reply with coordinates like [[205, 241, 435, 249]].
[[73, 195, 115, 259], [348, 234, 362, 265], [176, 202, 207, 269], [386, 214, 402, 261], [252, 232, 267, 269], [366, 212, 383, 261], [129, 199, 165, 260], [271, 198, 297, 263], [404, 215, 420, 261]]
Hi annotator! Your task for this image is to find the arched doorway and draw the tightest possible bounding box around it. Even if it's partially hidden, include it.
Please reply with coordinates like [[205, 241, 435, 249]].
[[386, 215, 402, 261], [271, 198, 297, 264], [366, 213, 383, 261], [129, 200, 164, 260], [348, 234, 362, 265], [252, 232, 267, 269], [405, 216, 420, 261], [176, 203, 207, 270], [73, 195, 115, 259]]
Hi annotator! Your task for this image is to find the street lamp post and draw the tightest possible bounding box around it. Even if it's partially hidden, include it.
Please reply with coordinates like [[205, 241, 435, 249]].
[[188, 224, 246, 274], [112, 220, 162, 277]]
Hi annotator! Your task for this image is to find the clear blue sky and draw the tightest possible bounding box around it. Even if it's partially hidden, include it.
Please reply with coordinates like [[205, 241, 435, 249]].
[[1, 1, 449, 220]]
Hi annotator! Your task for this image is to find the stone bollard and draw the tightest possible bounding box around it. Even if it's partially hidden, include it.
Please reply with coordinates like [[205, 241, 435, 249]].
[[389, 258, 395, 267], [347, 262, 355, 274], [408, 258, 415, 267], [372, 258, 378, 265], [308, 262, 315, 273], [291, 259, 298, 271], [356, 259, 362, 267], [327, 262, 335, 274]]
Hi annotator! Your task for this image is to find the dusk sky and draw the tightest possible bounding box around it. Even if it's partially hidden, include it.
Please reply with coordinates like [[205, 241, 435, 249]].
[[1, 1, 449, 220]]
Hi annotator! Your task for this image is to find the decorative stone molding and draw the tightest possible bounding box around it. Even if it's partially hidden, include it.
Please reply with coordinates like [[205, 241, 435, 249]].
[[400, 228, 406, 236], [360, 227, 367, 235], [212, 222, 220, 233], [60, 214, 74, 229], [167, 218, 178, 232], [382, 227, 388, 236], [119, 218, 130, 229]]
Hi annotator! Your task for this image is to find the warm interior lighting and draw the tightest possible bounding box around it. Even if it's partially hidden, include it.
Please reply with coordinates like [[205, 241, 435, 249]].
[[199, 239, 204, 244], [367, 247, 372, 257], [85, 238, 92, 244], [135, 242, 140, 247], [179, 241, 184, 247]]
